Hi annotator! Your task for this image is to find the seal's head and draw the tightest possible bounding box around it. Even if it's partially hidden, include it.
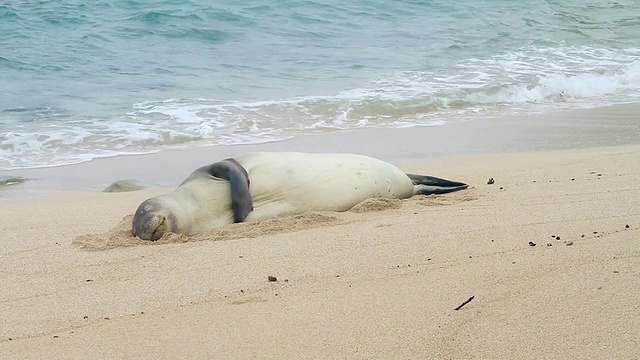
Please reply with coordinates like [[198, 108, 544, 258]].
[[131, 198, 177, 241]]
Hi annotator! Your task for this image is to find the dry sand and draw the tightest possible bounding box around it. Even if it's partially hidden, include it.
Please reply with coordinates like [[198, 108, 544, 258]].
[[1, 105, 639, 359]]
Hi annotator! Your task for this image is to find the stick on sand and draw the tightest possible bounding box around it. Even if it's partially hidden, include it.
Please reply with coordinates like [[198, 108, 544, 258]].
[[454, 295, 475, 311]]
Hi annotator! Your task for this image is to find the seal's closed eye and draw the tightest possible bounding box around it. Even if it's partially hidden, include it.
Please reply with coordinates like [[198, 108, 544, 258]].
[[203, 158, 253, 222]]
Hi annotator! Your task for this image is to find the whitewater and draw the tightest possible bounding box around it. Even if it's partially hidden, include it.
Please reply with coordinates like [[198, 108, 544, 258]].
[[1, 0, 639, 169]]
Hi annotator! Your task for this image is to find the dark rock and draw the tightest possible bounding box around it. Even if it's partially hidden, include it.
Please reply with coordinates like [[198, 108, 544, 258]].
[[0, 175, 27, 188], [102, 179, 147, 192]]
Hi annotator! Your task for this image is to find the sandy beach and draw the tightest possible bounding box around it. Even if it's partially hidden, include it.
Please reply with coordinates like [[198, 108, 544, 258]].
[[1, 105, 639, 359]]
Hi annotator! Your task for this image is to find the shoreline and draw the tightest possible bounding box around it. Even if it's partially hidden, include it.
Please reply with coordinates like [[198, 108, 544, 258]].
[[1, 102, 639, 193]]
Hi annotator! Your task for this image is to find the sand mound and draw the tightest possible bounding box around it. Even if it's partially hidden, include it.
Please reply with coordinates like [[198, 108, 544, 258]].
[[73, 212, 341, 251], [73, 193, 476, 251], [348, 197, 402, 212], [415, 188, 479, 206]]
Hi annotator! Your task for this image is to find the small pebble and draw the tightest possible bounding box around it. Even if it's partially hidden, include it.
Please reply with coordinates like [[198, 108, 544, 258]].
[[499, 186, 504, 190], [571, 178, 575, 181], [613, 271, 620, 274], [529, 241, 536, 247], [625, 224, 630, 229], [565, 241, 574, 246], [556, 236, 560, 240], [267, 276, 277, 282], [487, 178, 495, 185], [547, 243, 552, 247]]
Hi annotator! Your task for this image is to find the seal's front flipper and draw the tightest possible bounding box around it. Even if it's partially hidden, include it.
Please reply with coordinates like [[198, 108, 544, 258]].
[[205, 159, 253, 222], [406, 173, 468, 195]]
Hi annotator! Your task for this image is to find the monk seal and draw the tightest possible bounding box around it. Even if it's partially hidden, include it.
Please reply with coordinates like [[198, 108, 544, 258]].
[[132, 152, 468, 240]]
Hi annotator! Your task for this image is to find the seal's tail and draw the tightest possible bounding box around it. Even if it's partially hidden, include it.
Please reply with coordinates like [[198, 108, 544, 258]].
[[406, 174, 468, 195]]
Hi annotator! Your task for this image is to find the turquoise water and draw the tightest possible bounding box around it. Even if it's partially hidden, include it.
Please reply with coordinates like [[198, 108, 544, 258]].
[[1, 0, 639, 169]]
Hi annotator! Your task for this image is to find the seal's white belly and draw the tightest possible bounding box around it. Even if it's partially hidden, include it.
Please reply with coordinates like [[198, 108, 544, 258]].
[[238, 152, 414, 222]]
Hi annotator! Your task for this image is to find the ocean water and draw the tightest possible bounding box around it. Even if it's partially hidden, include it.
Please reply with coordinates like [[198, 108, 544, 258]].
[[1, 0, 639, 169]]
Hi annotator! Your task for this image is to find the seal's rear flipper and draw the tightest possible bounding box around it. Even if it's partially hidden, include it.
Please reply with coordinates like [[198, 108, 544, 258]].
[[406, 173, 468, 195]]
